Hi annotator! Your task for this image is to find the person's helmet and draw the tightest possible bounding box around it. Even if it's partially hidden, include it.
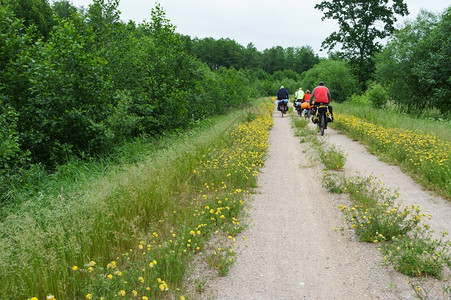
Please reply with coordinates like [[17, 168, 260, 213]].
[[280, 86, 284, 89], [318, 81, 324, 86]]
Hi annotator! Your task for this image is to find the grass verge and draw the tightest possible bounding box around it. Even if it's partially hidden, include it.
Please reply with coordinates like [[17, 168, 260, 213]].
[[1, 99, 274, 300]]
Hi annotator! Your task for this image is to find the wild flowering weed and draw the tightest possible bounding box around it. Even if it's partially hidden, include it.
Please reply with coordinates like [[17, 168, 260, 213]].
[[381, 229, 451, 278], [318, 144, 347, 171], [327, 173, 451, 279], [337, 176, 423, 242], [322, 171, 346, 194], [333, 113, 450, 197], [205, 242, 237, 277]]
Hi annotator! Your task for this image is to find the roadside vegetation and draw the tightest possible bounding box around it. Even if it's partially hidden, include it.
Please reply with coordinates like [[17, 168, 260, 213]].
[[1, 100, 273, 299], [292, 113, 451, 299]]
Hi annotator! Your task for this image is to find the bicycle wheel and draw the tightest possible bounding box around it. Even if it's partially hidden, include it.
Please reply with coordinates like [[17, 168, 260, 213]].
[[320, 114, 325, 136]]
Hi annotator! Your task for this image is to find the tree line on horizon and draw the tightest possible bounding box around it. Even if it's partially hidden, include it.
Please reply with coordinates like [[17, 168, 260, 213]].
[[184, 1, 449, 114]]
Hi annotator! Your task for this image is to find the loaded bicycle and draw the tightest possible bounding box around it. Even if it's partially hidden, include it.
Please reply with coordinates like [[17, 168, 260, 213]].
[[277, 99, 289, 117], [312, 104, 333, 136]]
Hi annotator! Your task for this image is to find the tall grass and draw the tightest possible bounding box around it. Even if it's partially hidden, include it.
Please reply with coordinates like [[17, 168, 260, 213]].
[[333, 102, 451, 141], [0, 99, 274, 299]]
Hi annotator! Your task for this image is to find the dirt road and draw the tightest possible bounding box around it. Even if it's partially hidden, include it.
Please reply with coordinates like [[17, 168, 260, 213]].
[[195, 105, 451, 299]]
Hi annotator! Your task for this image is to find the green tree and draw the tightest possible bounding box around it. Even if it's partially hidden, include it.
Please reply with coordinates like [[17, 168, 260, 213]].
[[414, 7, 450, 112], [86, 0, 121, 48], [0, 5, 33, 168], [375, 8, 450, 112], [243, 43, 262, 69], [8, 14, 112, 164], [0, 0, 56, 38], [262, 46, 286, 73], [0, 98, 21, 173], [0, 5, 32, 86], [292, 46, 320, 74], [215, 38, 245, 68], [137, 3, 199, 132], [301, 59, 359, 102], [315, 0, 409, 88], [51, 0, 78, 20]]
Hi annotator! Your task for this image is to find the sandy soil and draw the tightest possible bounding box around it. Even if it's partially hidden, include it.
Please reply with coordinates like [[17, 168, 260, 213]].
[[188, 105, 451, 300]]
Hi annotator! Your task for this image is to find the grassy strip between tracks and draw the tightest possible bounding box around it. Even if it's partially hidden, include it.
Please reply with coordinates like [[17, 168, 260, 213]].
[[1, 99, 274, 300], [292, 114, 451, 298]]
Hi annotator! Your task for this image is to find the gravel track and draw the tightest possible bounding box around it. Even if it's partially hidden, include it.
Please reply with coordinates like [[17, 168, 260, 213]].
[[191, 105, 450, 300]]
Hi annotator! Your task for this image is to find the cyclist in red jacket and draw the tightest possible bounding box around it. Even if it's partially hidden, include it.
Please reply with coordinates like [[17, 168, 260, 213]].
[[310, 81, 331, 128], [309, 81, 331, 106]]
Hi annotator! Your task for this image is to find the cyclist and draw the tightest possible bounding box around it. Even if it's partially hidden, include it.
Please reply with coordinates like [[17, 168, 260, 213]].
[[303, 89, 311, 103], [310, 81, 330, 106], [296, 87, 305, 102], [277, 85, 289, 111], [310, 81, 331, 127], [302, 89, 312, 118]]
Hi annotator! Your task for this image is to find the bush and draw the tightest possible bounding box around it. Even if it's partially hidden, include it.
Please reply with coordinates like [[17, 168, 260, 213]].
[[0, 98, 27, 177], [367, 83, 388, 108], [301, 59, 360, 102], [375, 8, 451, 113], [347, 93, 369, 105]]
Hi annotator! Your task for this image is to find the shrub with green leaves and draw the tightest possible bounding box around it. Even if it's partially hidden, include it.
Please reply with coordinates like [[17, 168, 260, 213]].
[[0, 101, 21, 172], [366, 83, 388, 108]]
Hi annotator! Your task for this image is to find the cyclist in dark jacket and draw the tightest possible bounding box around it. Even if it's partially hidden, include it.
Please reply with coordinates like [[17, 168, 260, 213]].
[[277, 85, 289, 111]]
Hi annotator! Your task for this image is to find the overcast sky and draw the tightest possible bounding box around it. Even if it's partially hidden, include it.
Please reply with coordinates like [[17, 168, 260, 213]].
[[61, 0, 449, 56]]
